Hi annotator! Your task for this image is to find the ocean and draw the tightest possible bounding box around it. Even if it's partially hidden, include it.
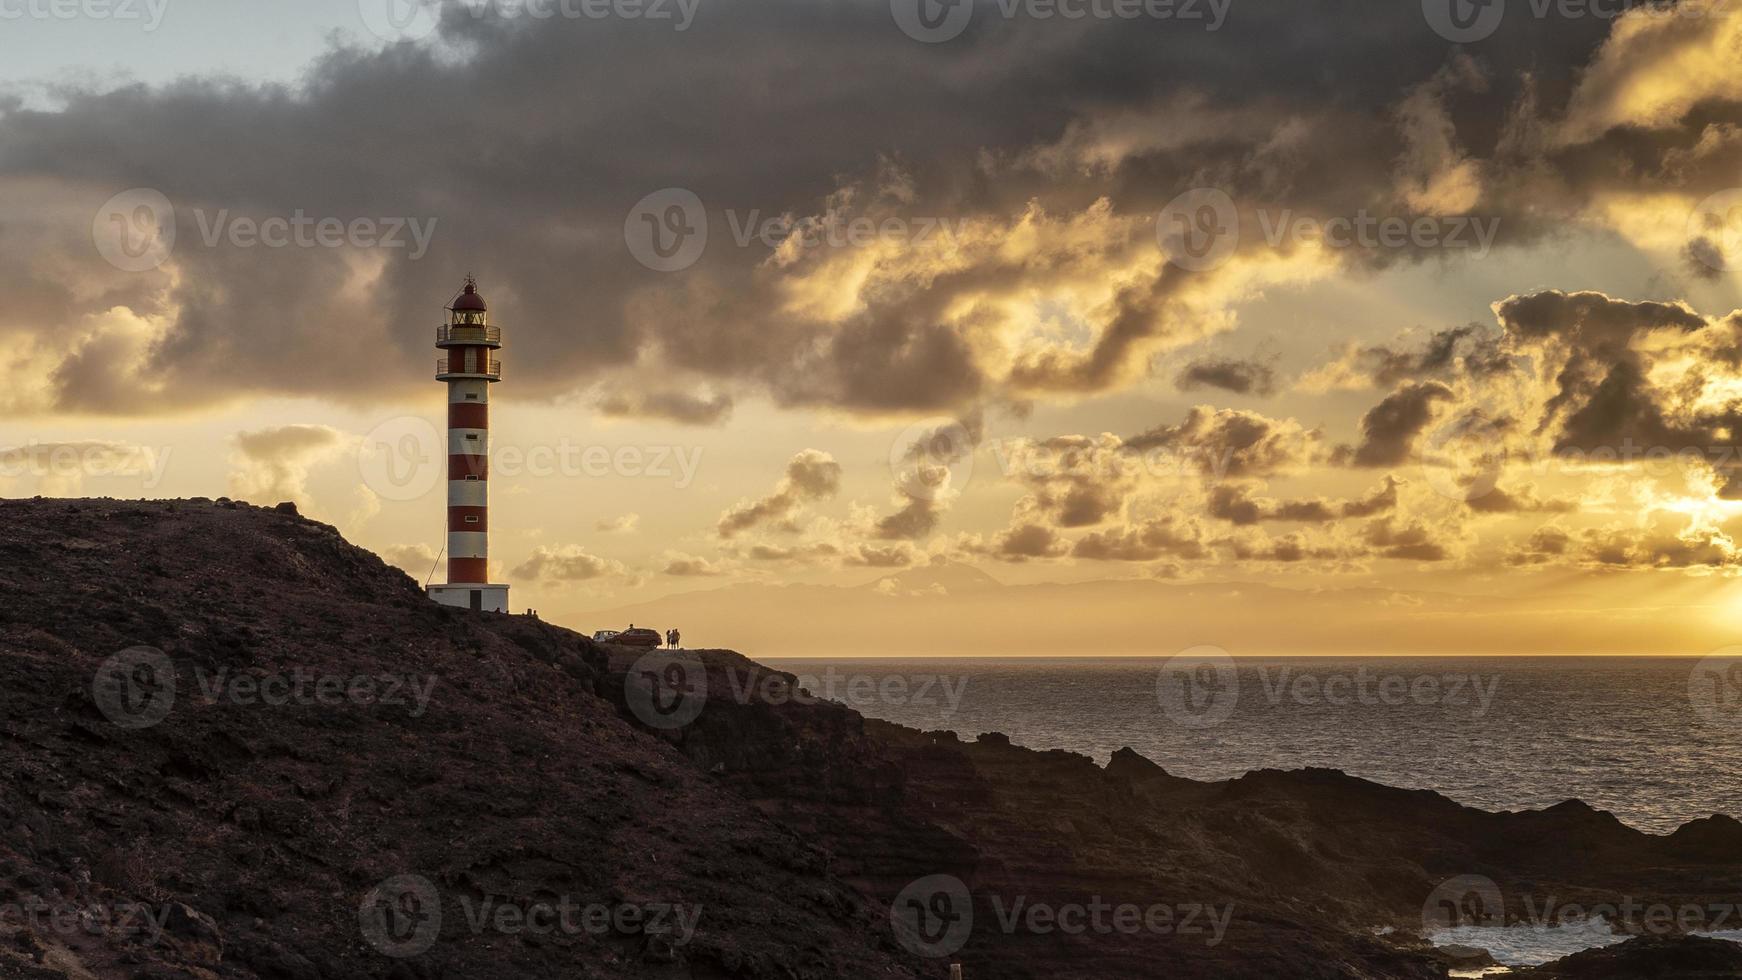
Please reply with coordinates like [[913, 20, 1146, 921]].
[[768, 656, 1740, 835]]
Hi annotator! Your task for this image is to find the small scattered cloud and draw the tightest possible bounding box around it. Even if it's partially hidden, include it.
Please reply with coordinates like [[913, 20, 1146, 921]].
[[510, 545, 625, 582], [1175, 356, 1279, 396], [596, 513, 641, 533], [717, 449, 843, 538], [597, 387, 734, 426], [662, 552, 729, 576]]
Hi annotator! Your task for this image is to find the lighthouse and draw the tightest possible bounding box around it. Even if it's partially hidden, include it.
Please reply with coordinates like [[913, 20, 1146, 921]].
[[427, 277, 510, 614]]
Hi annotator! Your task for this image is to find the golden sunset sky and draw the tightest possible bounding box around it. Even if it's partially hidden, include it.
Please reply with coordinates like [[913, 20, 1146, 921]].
[[8, 0, 1742, 654]]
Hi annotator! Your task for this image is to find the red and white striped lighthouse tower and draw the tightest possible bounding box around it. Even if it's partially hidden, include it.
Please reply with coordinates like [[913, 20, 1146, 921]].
[[427, 277, 509, 613]]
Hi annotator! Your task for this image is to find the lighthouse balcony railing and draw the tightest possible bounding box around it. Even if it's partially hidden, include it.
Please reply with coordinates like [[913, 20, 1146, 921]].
[[437, 358, 502, 379], [437, 324, 502, 345]]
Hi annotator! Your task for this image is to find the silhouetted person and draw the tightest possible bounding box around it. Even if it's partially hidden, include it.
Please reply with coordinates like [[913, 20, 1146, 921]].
[[672, 629, 681, 649]]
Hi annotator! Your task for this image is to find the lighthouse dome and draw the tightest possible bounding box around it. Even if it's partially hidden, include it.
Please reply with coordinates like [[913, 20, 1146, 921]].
[[451, 280, 488, 312]]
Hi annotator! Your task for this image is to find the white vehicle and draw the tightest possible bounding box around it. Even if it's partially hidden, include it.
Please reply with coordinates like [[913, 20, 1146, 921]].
[[592, 629, 621, 642]]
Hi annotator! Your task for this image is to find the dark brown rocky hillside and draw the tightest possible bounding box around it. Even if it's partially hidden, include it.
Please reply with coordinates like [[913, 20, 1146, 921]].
[[0, 498, 922, 980]]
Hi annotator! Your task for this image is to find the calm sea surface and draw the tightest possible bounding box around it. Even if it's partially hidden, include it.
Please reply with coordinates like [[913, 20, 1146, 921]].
[[769, 656, 1739, 834]]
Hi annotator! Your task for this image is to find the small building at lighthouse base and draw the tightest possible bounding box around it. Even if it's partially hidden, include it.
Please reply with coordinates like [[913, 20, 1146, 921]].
[[427, 583, 510, 614]]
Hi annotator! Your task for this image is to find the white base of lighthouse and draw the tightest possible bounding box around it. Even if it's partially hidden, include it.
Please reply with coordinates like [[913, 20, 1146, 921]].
[[427, 583, 510, 613]]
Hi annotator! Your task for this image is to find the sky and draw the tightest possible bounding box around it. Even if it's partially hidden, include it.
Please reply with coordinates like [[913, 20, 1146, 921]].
[[7, 0, 1742, 654]]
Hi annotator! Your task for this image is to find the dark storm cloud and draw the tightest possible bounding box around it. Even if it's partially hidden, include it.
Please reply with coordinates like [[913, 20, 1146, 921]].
[[0, 0, 1662, 417], [1339, 381, 1455, 468], [1491, 289, 1719, 453]]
